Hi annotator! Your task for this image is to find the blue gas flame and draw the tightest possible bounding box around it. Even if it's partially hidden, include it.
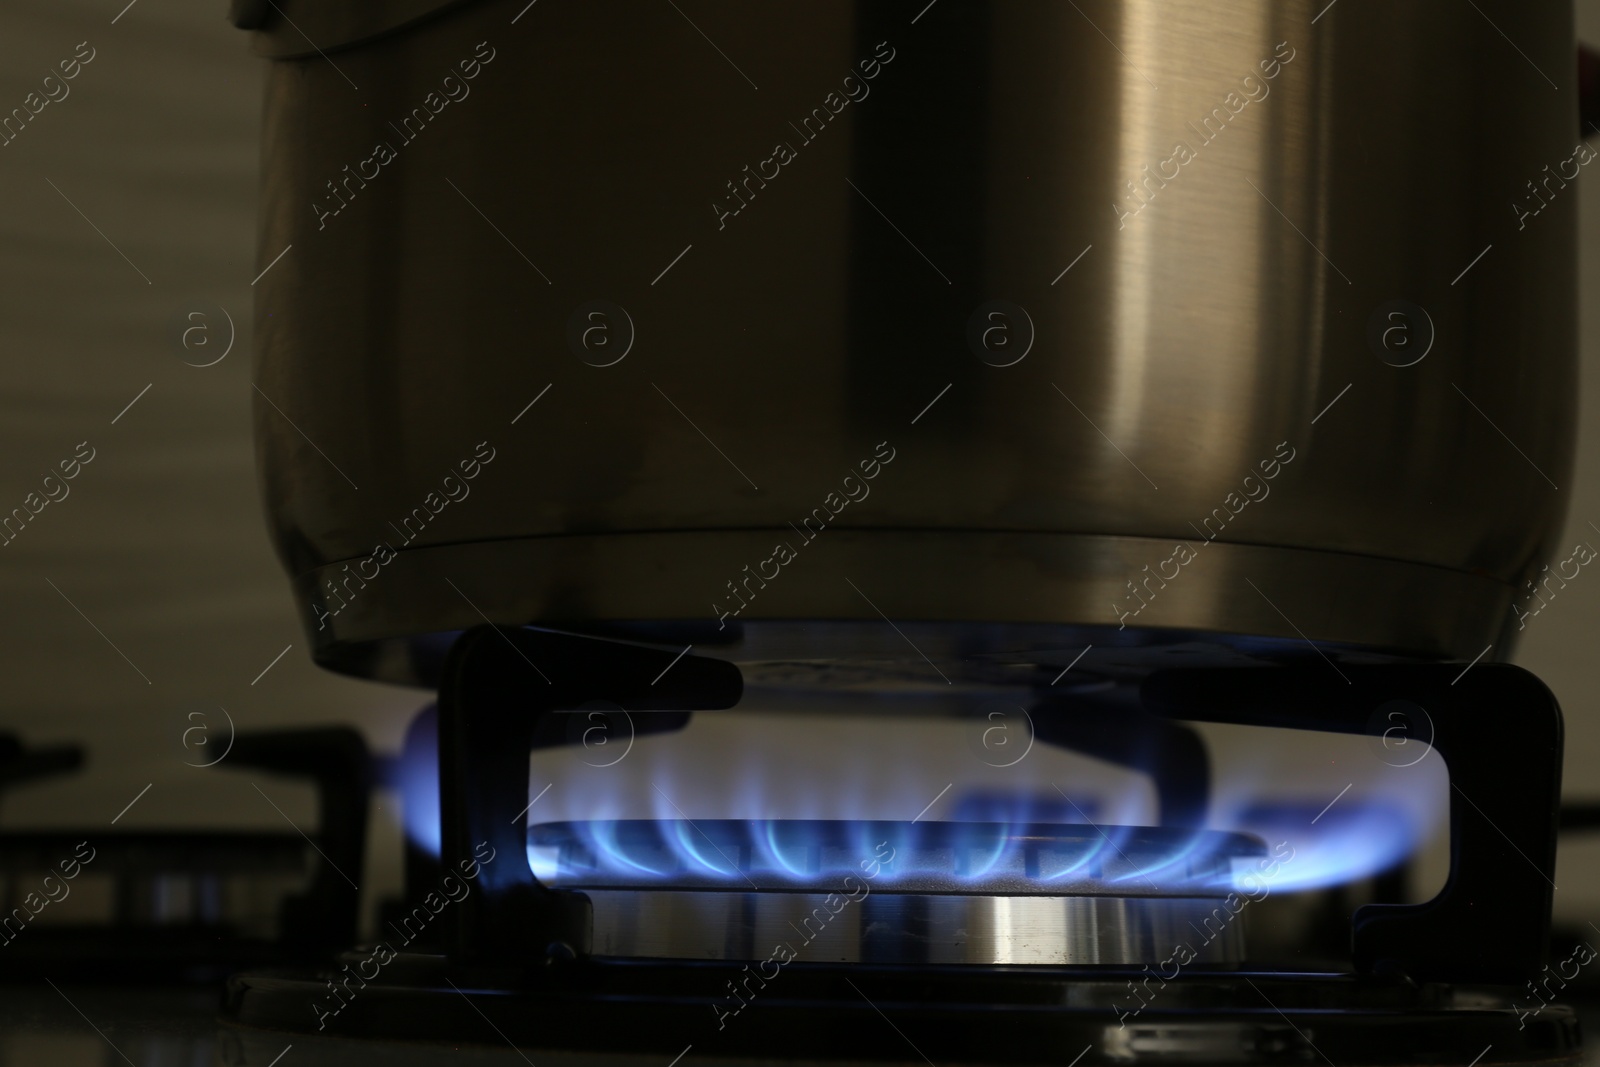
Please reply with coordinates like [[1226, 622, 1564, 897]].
[[397, 705, 441, 858], [388, 709, 1443, 895], [529, 816, 1269, 894]]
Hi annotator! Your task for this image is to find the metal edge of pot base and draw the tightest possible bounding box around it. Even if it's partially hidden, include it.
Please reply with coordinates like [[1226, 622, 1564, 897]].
[[289, 532, 1510, 685]]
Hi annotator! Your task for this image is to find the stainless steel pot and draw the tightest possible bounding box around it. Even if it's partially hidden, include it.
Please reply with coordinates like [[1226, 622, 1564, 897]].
[[241, 0, 1576, 687]]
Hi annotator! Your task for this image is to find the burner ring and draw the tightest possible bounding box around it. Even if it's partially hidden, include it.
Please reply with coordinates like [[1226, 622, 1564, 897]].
[[585, 889, 1250, 964], [531, 820, 1271, 965]]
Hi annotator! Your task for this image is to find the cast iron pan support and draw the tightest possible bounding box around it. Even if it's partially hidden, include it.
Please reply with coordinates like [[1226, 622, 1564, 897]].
[[223, 727, 373, 951], [1141, 663, 1562, 984], [0, 734, 84, 796], [438, 625, 743, 966], [1031, 699, 1210, 828]]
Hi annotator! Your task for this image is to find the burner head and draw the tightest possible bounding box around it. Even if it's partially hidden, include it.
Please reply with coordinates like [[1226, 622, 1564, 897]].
[[530, 819, 1270, 965]]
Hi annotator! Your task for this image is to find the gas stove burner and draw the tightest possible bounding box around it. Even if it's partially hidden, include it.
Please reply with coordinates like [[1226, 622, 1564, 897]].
[[530, 819, 1269, 964], [0, 727, 371, 978], [218, 644, 1578, 1065]]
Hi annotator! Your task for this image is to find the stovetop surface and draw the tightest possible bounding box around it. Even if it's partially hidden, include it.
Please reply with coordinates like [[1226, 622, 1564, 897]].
[[0, 991, 1593, 1067], [0, 982, 1592, 1067]]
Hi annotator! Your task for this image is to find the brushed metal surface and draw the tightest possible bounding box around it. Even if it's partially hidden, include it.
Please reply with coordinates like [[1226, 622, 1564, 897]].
[[250, 0, 1577, 682], [584, 888, 1250, 965]]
